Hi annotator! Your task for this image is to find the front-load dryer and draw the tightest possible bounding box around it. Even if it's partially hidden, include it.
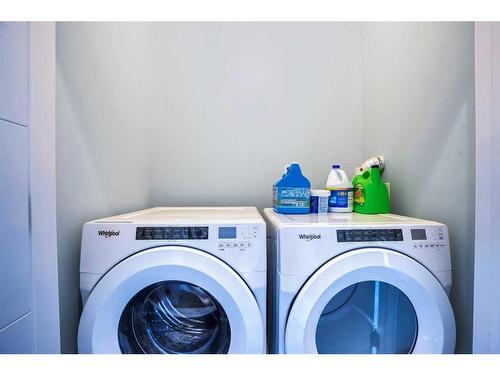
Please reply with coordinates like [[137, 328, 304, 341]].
[[78, 207, 266, 354], [264, 208, 456, 354]]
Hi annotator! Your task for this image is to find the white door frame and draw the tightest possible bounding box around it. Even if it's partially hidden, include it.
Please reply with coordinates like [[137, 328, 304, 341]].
[[29, 22, 60, 353], [473, 21, 500, 353]]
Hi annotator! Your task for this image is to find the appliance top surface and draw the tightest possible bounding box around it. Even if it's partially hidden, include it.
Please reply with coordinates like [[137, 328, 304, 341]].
[[263, 208, 443, 227], [93, 207, 264, 223]]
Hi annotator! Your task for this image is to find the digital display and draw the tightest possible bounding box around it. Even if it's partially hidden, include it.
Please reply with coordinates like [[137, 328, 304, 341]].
[[136, 226, 209, 240], [218, 227, 237, 239], [337, 229, 403, 242], [411, 229, 427, 240]]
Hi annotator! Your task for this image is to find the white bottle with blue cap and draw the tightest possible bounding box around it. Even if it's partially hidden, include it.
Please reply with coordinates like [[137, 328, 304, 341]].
[[325, 164, 353, 213]]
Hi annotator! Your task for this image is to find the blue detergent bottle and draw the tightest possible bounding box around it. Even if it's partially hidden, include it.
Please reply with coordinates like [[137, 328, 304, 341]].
[[273, 163, 311, 214]]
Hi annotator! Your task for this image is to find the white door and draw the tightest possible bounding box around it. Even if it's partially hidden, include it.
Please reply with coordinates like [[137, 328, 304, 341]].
[[78, 246, 264, 354], [285, 248, 455, 354]]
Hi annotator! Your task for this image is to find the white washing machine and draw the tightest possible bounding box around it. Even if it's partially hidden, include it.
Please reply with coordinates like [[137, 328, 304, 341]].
[[78, 207, 266, 354], [264, 208, 456, 354]]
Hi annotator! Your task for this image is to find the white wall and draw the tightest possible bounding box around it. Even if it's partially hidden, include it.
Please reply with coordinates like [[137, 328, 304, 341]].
[[29, 22, 61, 354], [362, 22, 475, 353], [149, 23, 364, 207], [56, 23, 155, 352], [473, 22, 500, 353]]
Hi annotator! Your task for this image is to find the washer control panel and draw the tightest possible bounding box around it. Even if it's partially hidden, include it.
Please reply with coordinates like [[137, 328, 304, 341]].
[[217, 225, 259, 251], [136, 226, 209, 240]]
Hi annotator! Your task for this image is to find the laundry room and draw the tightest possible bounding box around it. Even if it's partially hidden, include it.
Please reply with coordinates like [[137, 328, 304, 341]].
[[54, 22, 474, 354], [3, 15, 499, 360]]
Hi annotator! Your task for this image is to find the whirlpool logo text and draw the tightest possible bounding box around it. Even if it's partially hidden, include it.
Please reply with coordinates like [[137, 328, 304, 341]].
[[298, 233, 321, 241], [98, 230, 120, 238]]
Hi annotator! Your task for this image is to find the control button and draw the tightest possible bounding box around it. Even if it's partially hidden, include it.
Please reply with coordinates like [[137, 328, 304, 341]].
[[239, 242, 245, 247], [225, 242, 231, 248], [246, 242, 252, 248], [218, 243, 225, 248], [424, 244, 428, 248], [232, 242, 238, 248]]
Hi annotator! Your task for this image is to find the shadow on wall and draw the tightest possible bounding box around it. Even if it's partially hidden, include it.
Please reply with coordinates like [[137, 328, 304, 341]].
[[56, 23, 155, 353]]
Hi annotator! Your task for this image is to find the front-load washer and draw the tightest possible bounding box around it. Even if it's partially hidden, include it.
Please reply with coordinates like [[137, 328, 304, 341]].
[[264, 208, 456, 354], [78, 207, 266, 354]]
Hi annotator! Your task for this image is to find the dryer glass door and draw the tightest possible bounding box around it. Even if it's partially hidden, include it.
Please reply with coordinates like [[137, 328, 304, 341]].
[[315, 281, 417, 354], [285, 248, 455, 354]]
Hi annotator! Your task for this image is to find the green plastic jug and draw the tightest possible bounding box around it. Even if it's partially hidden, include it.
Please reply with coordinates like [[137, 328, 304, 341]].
[[352, 165, 390, 214]]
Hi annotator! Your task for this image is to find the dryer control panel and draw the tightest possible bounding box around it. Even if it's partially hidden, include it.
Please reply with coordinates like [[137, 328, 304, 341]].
[[335, 227, 447, 249], [337, 229, 403, 242], [410, 227, 447, 249]]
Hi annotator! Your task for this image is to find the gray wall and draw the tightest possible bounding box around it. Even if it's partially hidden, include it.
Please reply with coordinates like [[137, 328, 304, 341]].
[[362, 22, 475, 353], [56, 22, 474, 353], [149, 23, 364, 206]]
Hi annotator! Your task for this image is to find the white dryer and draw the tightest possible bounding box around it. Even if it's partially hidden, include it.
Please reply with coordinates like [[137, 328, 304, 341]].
[[264, 208, 456, 354], [78, 207, 266, 354]]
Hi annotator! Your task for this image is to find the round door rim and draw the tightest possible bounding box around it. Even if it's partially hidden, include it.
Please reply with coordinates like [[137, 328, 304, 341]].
[[284, 248, 456, 354], [78, 246, 264, 354]]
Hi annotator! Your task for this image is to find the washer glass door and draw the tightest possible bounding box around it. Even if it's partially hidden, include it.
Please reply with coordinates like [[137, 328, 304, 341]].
[[315, 281, 417, 354], [78, 246, 264, 354], [118, 280, 231, 354]]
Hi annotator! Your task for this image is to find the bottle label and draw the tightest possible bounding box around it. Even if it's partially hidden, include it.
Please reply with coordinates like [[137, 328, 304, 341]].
[[273, 187, 310, 208], [353, 184, 366, 206], [310, 195, 329, 214], [328, 188, 353, 209]]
